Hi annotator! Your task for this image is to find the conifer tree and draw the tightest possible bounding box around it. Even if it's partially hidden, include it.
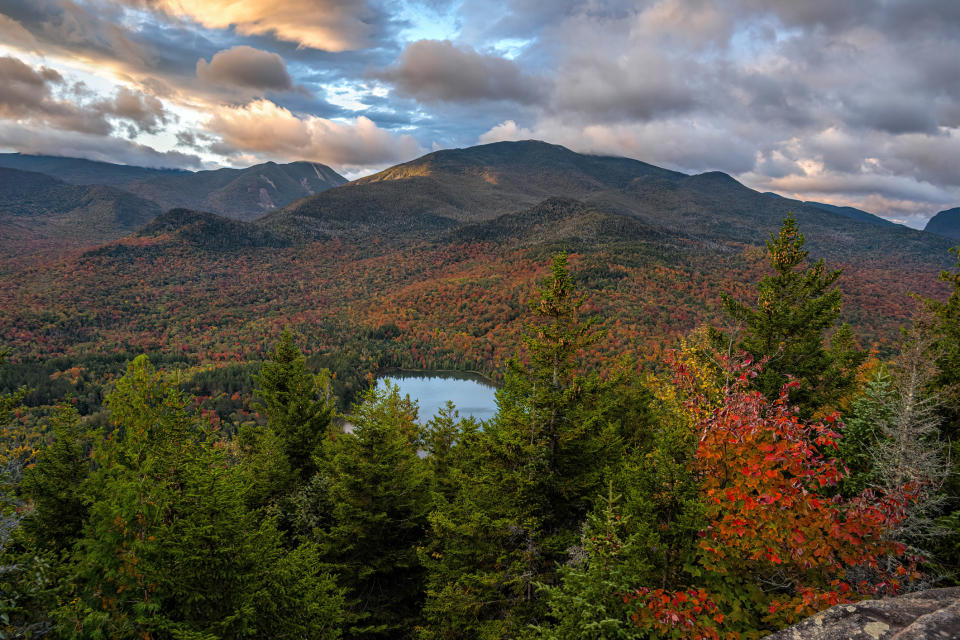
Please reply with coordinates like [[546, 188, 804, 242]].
[[64, 355, 344, 640], [926, 247, 960, 577], [321, 382, 431, 638], [931, 247, 960, 439], [496, 252, 612, 538], [1, 350, 58, 639], [723, 215, 865, 415], [420, 254, 620, 637], [422, 401, 480, 506], [20, 405, 89, 552], [253, 330, 334, 485]]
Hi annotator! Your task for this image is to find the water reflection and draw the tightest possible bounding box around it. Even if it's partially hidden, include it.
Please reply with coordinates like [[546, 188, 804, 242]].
[[374, 371, 498, 423]]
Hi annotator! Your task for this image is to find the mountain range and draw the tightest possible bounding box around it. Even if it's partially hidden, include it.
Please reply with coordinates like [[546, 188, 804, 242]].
[[0, 153, 346, 247], [1, 140, 957, 381]]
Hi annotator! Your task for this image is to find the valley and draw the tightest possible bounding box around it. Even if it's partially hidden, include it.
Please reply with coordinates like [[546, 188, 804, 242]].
[[1, 141, 955, 423]]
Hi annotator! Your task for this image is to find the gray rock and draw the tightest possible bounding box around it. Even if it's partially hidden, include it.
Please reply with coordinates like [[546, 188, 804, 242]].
[[766, 588, 960, 639]]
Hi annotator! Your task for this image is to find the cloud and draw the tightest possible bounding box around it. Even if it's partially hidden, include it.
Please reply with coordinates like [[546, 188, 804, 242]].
[[0, 55, 173, 137], [0, 55, 110, 134], [196, 46, 295, 92], [377, 40, 545, 104], [128, 0, 378, 51], [94, 86, 170, 134], [0, 13, 39, 50], [1, 0, 959, 224], [479, 115, 757, 175], [204, 98, 424, 169], [0, 121, 202, 169], [478, 120, 533, 144]]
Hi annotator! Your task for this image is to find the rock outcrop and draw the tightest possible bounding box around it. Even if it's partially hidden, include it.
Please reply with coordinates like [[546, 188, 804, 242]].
[[767, 588, 960, 639]]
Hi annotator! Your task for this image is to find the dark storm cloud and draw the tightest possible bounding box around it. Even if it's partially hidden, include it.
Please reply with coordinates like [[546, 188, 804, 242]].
[[375, 40, 546, 104], [196, 46, 295, 92]]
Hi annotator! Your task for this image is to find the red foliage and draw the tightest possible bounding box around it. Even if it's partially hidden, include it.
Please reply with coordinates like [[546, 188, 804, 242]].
[[630, 359, 919, 637]]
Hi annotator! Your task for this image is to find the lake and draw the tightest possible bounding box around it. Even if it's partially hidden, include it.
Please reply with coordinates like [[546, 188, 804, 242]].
[[374, 371, 499, 423]]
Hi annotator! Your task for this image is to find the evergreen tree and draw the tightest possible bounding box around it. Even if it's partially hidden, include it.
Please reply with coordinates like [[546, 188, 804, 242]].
[[63, 355, 344, 640], [321, 382, 431, 638], [930, 247, 960, 440], [534, 485, 653, 640], [837, 368, 894, 498], [253, 330, 334, 484], [420, 254, 622, 637], [20, 405, 89, 552], [535, 373, 704, 639], [722, 215, 865, 415], [497, 252, 612, 541], [1, 350, 59, 639], [422, 402, 480, 507], [926, 247, 960, 580]]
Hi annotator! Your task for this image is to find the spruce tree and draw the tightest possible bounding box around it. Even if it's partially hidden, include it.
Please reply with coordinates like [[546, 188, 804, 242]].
[[931, 247, 960, 439], [253, 330, 334, 485], [723, 215, 865, 415], [321, 382, 431, 639], [927, 247, 960, 578], [422, 401, 480, 507], [64, 355, 344, 640], [20, 405, 89, 552], [420, 254, 620, 637]]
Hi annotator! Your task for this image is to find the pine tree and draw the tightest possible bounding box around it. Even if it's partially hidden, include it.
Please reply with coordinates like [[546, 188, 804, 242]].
[[321, 382, 431, 639], [63, 355, 344, 640], [20, 405, 89, 552], [930, 247, 960, 440], [253, 330, 334, 486], [420, 254, 622, 637], [723, 215, 865, 415]]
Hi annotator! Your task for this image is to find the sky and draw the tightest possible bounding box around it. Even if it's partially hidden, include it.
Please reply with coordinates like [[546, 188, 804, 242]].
[[0, 0, 958, 227]]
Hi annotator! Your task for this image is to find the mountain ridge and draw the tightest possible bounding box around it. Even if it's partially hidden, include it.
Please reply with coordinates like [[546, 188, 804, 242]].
[[259, 141, 954, 268], [925, 207, 960, 240], [0, 153, 347, 228], [0, 167, 161, 252]]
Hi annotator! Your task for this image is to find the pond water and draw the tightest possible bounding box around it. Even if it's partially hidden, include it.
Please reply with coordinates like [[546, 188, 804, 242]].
[[374, 371, 499, 423]]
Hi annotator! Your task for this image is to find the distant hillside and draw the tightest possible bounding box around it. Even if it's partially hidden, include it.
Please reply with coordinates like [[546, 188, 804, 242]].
[[925, 207, 960, 240], [137, 208, 290, 250], [266, 140, 686, 235], [763, 193, 898, 227], [125, 161, 347, 222], [0, 153, 187, 185], [265, 141, 955, 268], [448, 197, 671, 249], [0, 167, 160, 253], [2, 140, 956, 377], [0, 153, 347, 223]]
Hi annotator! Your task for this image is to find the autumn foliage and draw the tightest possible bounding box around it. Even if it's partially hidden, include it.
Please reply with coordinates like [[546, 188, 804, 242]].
[[623, 358, 919, 638]]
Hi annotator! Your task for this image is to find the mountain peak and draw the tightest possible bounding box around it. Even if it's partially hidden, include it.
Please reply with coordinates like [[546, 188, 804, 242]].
[[925, 207, 960, 240]]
